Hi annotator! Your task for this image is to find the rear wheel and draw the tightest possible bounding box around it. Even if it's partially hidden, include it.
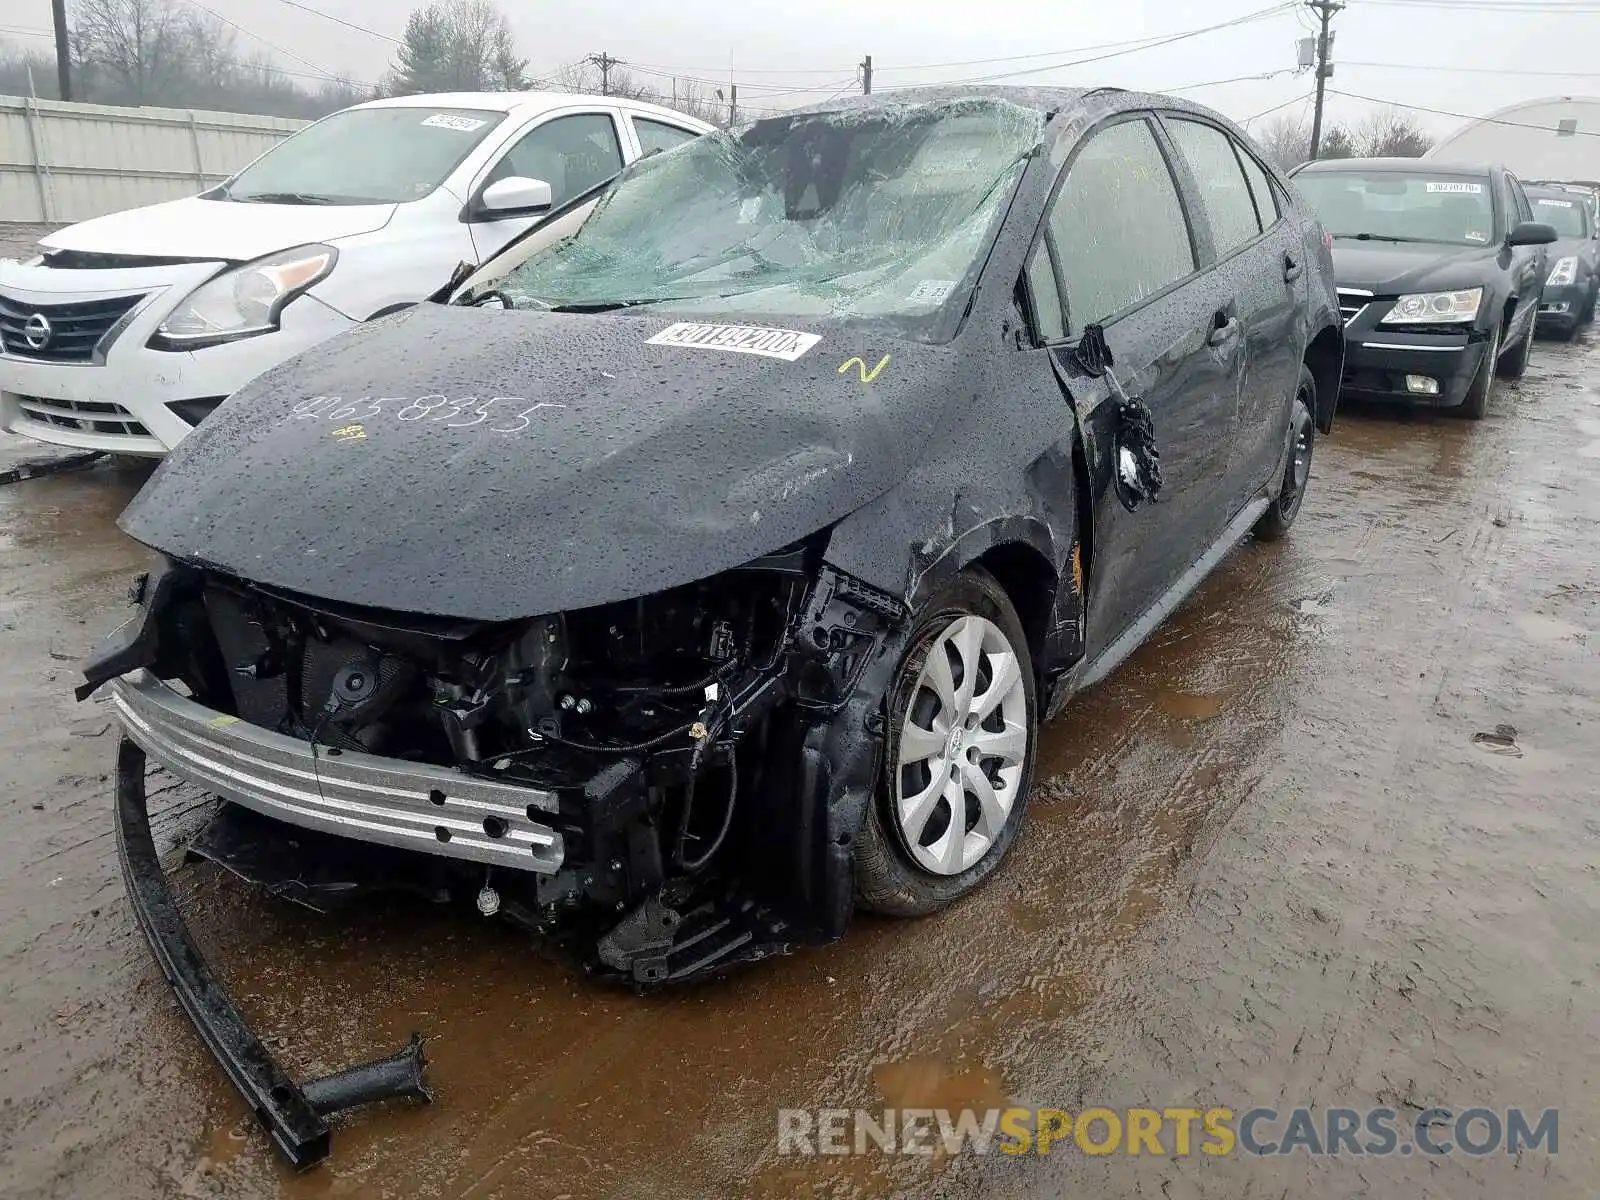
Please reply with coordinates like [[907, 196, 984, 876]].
[[1583, 283, 1597, 325], [1254, 367, 1315, 542], [855, 569, 1037, 917], [1497, 317, 1533, 379], [1458, 323, 1499, 420]]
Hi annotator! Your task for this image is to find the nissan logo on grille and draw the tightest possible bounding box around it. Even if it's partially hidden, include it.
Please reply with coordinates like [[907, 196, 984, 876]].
[[22, 313, 52, 350]]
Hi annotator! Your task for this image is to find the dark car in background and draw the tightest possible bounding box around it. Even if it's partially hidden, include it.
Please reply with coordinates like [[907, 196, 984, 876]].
[[1526, 184, 1599, 337], [78, 87, 1342, 1164], [1292, 158, 1557, 420]]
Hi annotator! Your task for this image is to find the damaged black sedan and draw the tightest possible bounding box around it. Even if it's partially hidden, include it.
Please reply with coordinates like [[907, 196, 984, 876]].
[[81, 87, 1341, 1163]]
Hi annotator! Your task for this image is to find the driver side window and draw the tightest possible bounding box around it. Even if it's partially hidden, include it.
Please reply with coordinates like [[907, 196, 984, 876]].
[[1046, 117, 1197, 333], [488, 113, 624, 209]]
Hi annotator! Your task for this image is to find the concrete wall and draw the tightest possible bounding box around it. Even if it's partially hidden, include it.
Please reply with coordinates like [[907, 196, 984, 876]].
[[1427, 96, 1600, 184], [0, 95, 305, 224]]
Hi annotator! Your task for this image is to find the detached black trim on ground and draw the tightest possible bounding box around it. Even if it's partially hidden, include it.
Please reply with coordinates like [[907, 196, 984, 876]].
[[114, 738, 434, 1169]]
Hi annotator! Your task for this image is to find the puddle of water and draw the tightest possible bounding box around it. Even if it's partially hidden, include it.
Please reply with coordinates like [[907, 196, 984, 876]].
[[1155, 692, 1224, 722]]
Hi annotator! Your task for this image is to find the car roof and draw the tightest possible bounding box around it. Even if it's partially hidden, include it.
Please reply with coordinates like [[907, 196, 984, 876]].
[[1297, 157, 1498, 177], [1525, 182, 1588, 199], [787, 85, 1093, 117], [352, 90, 714, 128]]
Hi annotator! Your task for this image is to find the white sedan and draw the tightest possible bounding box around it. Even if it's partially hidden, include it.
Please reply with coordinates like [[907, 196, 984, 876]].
[[0, 91, 711, 455]]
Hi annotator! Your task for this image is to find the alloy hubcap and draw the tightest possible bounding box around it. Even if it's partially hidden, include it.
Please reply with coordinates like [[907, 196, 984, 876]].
[[893, 614, 1029, 876]]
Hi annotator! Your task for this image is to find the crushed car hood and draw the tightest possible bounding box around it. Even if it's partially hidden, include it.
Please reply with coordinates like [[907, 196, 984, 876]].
[[120, 304, 954, 620], [42, 195, 396, 262], [1331, 240, 1502, 296]]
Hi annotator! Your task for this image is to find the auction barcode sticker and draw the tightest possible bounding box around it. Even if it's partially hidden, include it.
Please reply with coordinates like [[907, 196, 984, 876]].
[[1425, 181, 1484, 194], [646, 323, 821, 362], [422, 114, 488, 132]]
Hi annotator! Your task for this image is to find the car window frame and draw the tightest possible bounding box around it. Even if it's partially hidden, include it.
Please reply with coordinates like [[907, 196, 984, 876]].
[[1022, 110, 1206, 346], [463, 107, 627, 223], [1506, 171, 1535, 227], [1234, 140, 1284, 230], [1154, 111, 1280, 266], [630, 114, 704, 159]]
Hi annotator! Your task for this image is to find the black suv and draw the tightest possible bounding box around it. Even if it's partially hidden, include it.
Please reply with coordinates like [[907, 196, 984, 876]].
[[1293, 157, 1557, 419]]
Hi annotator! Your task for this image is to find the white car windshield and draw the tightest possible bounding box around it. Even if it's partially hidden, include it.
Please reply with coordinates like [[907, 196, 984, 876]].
[[221, 106, 505, 205], [1296, 170, 1498, 247], [496, 98, 1046, 342]]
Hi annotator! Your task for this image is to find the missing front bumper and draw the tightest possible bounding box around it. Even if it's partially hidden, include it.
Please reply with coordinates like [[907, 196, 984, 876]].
[[114, 738, 434, 1168]]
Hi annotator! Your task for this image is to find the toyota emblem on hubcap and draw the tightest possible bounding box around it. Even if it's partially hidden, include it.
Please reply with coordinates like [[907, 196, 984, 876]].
[[22, 313, 52, 350]]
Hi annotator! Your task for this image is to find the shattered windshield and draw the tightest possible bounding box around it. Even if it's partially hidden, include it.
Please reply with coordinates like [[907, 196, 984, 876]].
[[495, 98, 1045, 341]]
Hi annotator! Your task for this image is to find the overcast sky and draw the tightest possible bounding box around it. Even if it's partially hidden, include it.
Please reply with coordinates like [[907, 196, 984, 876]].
[[7, 0, 1599, 135]]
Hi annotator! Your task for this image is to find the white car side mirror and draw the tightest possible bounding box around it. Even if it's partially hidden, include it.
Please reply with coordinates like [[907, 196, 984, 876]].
[[480, 176, 553, 216]]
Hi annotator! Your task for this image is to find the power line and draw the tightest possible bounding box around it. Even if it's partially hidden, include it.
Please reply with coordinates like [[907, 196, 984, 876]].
[[1241, 90, 1317, 124], [269, 0, 402, 44], [1169, 69, 1297, 93], [1343, 59, 1600, 78], [1327, 87, 1600, 137], [184, 0, 337, 80], [1362, 0, 1600, 9], [877, 1, 1300, 89]]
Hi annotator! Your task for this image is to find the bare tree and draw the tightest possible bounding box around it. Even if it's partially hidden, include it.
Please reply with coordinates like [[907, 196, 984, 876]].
[[385, 0, 526, 95], [1351, 108, 1435, 158], [1250, 114, 1312, 171], [72, 0, 192, 105]]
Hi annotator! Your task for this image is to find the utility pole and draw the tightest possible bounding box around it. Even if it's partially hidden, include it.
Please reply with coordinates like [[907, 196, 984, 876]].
[[860, 54, 873, 95], [728, 83, 737, 127], [586, 51, 620, 96], [51, 0, 72, 101], [1306, 0, 1343, 160]]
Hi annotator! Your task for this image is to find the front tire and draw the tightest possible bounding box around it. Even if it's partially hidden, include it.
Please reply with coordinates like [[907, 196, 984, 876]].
[[855, 569, 1037, 918], [1253, 367, 1315, 542]]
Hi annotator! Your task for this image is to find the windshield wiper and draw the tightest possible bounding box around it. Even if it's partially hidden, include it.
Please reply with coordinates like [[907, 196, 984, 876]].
[[1343, 233, 1436, 244], [546, 298, 689, 313], [231, 192, 345, 205]]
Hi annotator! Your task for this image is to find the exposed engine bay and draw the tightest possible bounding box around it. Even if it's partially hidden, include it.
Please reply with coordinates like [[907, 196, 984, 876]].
[[87, 543, 906, 987]]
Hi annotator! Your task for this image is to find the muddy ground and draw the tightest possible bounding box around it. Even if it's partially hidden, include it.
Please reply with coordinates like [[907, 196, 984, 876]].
[[1, 318, 1596, 1198]]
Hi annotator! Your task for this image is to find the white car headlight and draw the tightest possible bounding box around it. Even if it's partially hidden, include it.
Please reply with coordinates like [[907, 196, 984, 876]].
[[152, 244, 337, 349], [1548, 256, 1578, 286], [1385, 288, 1482, 325]]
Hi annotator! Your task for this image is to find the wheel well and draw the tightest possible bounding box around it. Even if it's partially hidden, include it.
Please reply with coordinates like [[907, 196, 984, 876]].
[[1502, 295, 1518, 337], [1303, 324, 1342, 432], [974, 542, 1057, 665]]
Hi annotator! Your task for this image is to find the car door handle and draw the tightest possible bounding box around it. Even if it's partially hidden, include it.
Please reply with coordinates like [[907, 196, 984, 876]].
[[1283, 254, 1303, 282], [1208, 315, 1241, 346]]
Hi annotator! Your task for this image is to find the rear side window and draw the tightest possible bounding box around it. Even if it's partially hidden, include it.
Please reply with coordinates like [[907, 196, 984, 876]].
[[1048, 118, 1197, 332], [1165, 118, 1263, 255], [488, 113, 624, 207], [1510, 178, 1534, 223], [1237, 148, 1281, 227], [634, 117, 700, 157]]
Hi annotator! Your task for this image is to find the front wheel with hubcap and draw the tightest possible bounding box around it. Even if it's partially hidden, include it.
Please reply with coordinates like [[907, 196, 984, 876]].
[[1253, 367, 1316, 542], [855, 569, 1037, 917]]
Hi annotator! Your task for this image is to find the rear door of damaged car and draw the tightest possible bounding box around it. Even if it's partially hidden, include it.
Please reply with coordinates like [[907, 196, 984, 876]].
[[1020, 109, 1245, 659], [1157, 113, 1305, 509]]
